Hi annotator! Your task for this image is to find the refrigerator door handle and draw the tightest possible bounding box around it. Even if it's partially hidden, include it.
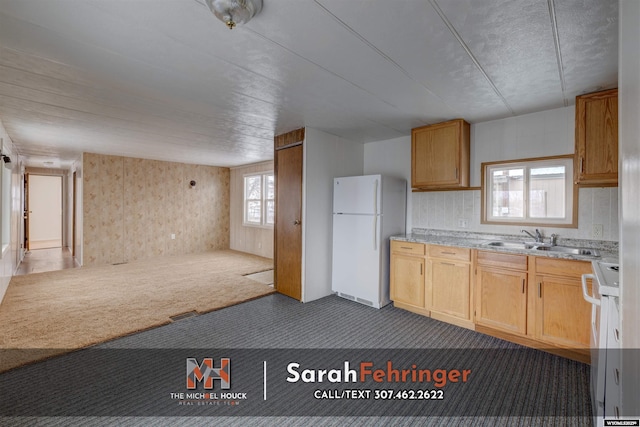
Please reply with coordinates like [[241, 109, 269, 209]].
[[373, 215, 377, 250], [373, 179, 378, 216]]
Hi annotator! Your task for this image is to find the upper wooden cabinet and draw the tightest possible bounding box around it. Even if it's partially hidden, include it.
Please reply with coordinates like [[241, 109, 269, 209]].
[[575, 88, 618, 186], [411, 119, 470, 190]]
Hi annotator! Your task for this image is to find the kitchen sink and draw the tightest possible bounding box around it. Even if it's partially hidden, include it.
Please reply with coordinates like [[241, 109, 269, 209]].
[[535, 246, 600, 257], [485, 241, 537, 249], [484, 241, 601, 257]]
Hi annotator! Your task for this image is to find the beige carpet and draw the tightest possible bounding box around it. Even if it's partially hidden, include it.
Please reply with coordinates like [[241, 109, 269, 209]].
[[0, 250, 274, 372]]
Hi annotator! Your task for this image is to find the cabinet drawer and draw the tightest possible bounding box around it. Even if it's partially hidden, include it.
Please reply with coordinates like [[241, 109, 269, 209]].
[[477, 250, 527, 270], [391, 241, 425, 255], [534, 257, 592, 277], [427, 245, 470, 262]]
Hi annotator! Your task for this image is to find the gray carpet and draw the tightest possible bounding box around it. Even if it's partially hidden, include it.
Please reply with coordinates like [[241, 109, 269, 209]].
[[0, 294, 592, 426]]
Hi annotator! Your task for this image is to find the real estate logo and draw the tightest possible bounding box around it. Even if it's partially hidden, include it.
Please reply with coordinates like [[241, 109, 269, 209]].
[[186, 357, 230, 389], [170, 356, 246, 407]]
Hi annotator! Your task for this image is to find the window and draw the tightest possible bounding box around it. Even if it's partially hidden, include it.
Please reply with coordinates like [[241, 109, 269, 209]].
[[243, 172, 275, 227], [482, 155, 576, 227]]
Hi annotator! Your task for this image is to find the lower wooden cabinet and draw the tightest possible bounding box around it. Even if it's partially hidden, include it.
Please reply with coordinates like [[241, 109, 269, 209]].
[[475, 251, 528, 335], [390, 241, 427, 314], [390, 254, 426, 311], [426, 245, 473, 329], [389, 242, 593, 362], [533, 257, 593, 349], [476, 266, 527, 335]]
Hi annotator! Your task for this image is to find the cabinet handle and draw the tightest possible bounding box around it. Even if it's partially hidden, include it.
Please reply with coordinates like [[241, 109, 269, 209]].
[[614, 368, 620, 385], [455, 167, 458, 179], [614, 328, 620, 341], [522, 279, 525, 294], [400, 246, 413, 250], [441, 251, 456, 255], [579, 157, 584, 173], [420, 264, 423, 275], [615, 406, 620, 419], [440, 262, 455, 266], [538, 282, 542, 298]]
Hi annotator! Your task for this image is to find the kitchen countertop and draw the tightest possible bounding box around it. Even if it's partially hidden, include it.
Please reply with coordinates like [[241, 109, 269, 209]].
[[391, 229, 619, 263]]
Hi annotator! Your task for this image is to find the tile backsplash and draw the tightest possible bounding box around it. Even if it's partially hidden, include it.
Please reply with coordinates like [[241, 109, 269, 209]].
[[412, 187, 619, 241]]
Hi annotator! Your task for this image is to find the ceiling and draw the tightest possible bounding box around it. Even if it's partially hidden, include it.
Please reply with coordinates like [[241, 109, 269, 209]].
[[0, 0, 618, 169]]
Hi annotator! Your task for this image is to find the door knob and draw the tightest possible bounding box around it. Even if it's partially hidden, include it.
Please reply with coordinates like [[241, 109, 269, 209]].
[[293, 220, 301, 225]]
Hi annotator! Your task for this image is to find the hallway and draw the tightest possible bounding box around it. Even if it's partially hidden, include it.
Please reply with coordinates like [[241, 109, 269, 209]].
[[15, 248, 78, 275]]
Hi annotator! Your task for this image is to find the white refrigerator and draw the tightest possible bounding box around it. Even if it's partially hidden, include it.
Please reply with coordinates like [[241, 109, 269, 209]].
[[331, 175, 406, 308]]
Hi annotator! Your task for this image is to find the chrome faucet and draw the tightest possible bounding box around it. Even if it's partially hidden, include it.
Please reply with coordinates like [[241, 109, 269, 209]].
[[522, 229, 544, 243]]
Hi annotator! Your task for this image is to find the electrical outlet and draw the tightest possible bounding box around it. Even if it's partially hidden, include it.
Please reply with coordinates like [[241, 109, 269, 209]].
[[171, 233, 176, 240], [592, 224, 603, 239], [458, 219, 469, 229]]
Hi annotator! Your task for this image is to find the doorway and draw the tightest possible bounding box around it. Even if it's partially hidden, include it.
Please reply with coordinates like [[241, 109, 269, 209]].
[[26, 174, 63, 250]]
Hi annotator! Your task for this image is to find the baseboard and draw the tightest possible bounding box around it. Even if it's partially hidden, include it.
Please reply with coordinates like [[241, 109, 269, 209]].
[[475, 325, 590, 364], [430, 311, 475, 331], [392, 301, 430, 317], [29, 240, 63, 250]]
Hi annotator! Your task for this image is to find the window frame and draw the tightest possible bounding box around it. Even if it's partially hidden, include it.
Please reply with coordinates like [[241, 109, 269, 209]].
[[481, 154, 577, 228], [243, 171, 275, 228]]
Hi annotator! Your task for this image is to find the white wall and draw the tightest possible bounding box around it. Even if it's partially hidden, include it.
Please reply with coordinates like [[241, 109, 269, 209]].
[[471, 106, 575, 187], [302, 127, 364, 302], [0, 119, 22, 305], [619, 0, 640, 416], [364, 106, 619, 241], [364, 136, 412, 232]]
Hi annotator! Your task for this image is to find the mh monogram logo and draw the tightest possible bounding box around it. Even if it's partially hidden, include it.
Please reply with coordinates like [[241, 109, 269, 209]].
[[186, 358, 230, 390]]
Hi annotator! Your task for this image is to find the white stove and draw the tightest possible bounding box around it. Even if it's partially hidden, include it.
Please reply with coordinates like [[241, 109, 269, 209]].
[[582, 260, 621, 425], [591, 261, 620, 297]]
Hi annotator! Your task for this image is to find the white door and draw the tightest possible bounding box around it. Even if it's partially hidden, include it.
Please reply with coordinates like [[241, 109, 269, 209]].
[[331, 214, 382, 306], [28, 175, 63, 250], [333, 175, 381, 215]]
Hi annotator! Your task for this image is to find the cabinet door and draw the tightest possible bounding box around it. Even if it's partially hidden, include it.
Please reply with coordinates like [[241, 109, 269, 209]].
[[427, 259, 471, 320], [475, 266, 527, 335], [575, 89, 618, 185], [411, 119, 469, 189], [534, 275, 591, 348], [390, 254, 425, 309]]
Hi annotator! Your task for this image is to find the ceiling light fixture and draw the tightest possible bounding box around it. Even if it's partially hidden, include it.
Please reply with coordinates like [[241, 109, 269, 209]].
[[205, 0, 263, 29]]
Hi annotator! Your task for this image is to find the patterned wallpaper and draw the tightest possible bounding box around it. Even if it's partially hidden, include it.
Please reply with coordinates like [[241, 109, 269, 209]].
[[83, 153, 230, 266]]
